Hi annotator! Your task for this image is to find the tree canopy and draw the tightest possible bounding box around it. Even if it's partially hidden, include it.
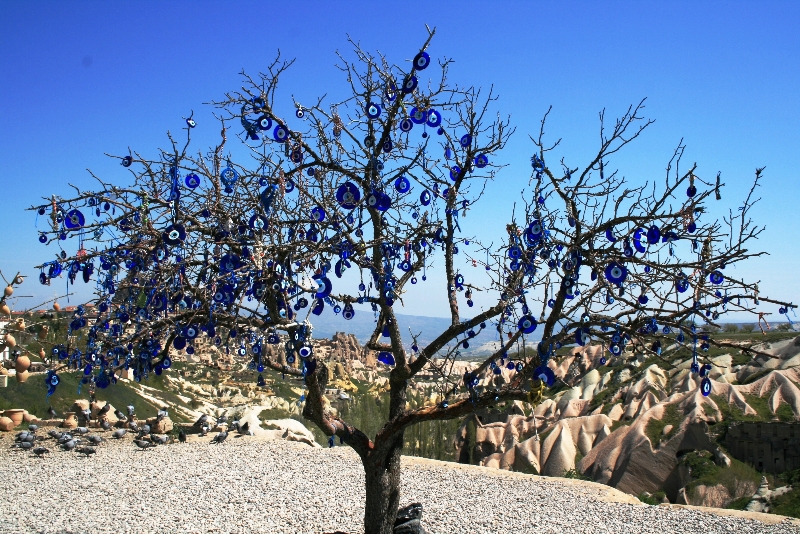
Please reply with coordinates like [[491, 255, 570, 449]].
[[27, 28, 795, 534]]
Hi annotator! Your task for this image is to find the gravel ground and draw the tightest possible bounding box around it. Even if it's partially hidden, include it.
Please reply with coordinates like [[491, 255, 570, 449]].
[[0, 432, 798, 534]]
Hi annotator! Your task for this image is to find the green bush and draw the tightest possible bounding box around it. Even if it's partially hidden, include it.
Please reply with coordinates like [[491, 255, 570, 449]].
[[772, 487, 800, 518], [645, 403, 681, 449], [563, 468, 591, 480], [638, 491, 666, 505]]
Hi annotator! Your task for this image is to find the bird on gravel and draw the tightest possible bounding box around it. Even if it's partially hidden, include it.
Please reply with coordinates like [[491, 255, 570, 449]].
[[75, 427, 90, 435], [32, 446, 50, 458], [13, 442, 34, 450], [114, 409, 126, 421], [82, 408, 92, 424], [139, 424, 151, 436], [127, 405, 136, 418], [16, 431, 35, 443], [237, 422, 251, 436], [111, 429, 127, 439], [98, 403, 111, 416], [128, 421, 140, 433], [60, 439, 80, 452], [86, 435, 104, 445], [210, 431, 228, 444], [47, 406, 58, 419], [75, 446, 96, 457], [100, 420, 111, 431], [58, 434, 74, 445], [216, 413, 227, 425], [150, 434, 169, 445], [133, 439, 156, 450], [28, 424, 39, 432], [47, 430, 61, 440], [193, 414, 209, 427], [199, 425, 209, 437], [178, 430, 186, 443]]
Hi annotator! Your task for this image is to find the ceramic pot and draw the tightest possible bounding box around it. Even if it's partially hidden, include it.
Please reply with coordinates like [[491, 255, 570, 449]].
[[4, 409, 24, 426], [0, 375, 7, 387], [15, 370, 29, 383], [0, 416, 13, 431], [61, 414, 78, 429], [14, 354, 30, 374]]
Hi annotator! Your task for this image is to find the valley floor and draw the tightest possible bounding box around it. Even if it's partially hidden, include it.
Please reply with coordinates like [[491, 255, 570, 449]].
[[0, 435, 798, 534]]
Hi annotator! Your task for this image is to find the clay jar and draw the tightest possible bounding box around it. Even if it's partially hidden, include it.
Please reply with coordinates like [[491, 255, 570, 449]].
[[14, 355, 30, 383], [4, 409, 24, 426], [0, 416, 14, 431], [61, 414, 78, 429]]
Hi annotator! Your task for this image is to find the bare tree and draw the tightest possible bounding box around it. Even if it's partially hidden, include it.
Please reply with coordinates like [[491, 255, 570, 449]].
[[28, 28, 794, 534]]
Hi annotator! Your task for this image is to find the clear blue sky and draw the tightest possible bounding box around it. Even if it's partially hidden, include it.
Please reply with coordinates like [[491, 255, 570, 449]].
[[1, 1, 798, 322]]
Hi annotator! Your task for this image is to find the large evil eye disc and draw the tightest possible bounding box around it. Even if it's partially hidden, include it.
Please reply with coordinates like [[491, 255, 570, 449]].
[[273, 125, 289, 142], [413, 51, 430, 70], [365, 102, 381, 119], [426, 110, 442, 127], [395, 177, 410, 193], [258, 116, 272, 130]]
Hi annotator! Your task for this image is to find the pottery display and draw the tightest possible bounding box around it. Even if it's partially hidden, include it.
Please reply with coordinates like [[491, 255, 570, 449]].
[[61, 414, 78, 429], [0, 416, 13, 431], [4, 409, 24, 426]]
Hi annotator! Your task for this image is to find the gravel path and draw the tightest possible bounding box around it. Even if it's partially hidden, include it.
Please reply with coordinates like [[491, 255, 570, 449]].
[[0, 433, 798, 534]]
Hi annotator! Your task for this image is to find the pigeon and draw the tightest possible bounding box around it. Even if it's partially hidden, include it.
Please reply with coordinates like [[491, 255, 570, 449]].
[[75, 427, 90, 435], [32, 446, 50, 458], [210, 431, 228, 444], [16, 431, 34, 443], [86, 435, 104, 445], [157, 409, 168, 421], [82, 409, 92, 424], [194, 414, 209, 427], [100, 420, 111, 431], [75, 446, 96, 457], [133, 439, 155, 450], [140, 424, 151, 436], [99, 403, 111, 416], [178, 430, 186, 443], [58, 434, 74, 445], [47, 430, 61, 439], [230, 421, 240, 432], [112, 429, 127, 439], [60, 439, 79, 451], [216, 413, 228, 425], [13, 442, 33, 450], [199, 425, 209, 437], [128, 422, 140, 433], [150, 434, 169, 445], [114, 409, 127, 421], [47, 406, 58, 419], [127, 405, 135, 417], [237, 421, 250, 436], [28, 424, 39, 432]]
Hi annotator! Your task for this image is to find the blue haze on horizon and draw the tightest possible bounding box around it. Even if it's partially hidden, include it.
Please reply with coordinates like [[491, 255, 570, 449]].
[[1, 1, 798, 325]]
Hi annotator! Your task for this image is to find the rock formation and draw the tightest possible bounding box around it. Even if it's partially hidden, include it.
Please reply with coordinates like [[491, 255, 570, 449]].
[[454, 336, 800, 507]]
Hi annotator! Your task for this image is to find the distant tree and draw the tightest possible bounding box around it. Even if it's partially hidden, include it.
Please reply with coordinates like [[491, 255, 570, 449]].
[[776, 323, 792, 332], [723, 323, 739, 334], [740, 323, 756, 333], [28, 29, 794, 534]]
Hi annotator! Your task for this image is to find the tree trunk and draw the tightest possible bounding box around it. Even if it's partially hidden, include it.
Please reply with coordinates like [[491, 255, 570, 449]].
[[363, 436, 403, 534]]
